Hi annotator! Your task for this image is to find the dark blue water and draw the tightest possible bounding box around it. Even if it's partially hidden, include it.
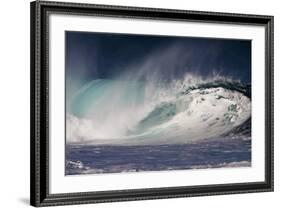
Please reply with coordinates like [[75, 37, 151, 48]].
[[65, 137, 251, 175]]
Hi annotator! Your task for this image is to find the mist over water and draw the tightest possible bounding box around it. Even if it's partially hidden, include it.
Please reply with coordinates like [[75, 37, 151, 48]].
[[66, 40, 251, 145], [66, 75, 251, 145]]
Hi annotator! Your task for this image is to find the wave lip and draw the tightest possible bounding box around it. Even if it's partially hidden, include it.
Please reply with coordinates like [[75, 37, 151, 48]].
[[66, 75, 251, 145]]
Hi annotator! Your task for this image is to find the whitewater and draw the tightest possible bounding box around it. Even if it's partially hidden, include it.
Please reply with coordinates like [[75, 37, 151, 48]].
[[66, 74, 251, 145]]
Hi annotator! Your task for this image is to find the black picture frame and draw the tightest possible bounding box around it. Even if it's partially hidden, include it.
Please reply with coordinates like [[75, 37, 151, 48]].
[[30, 0, 274, 207]]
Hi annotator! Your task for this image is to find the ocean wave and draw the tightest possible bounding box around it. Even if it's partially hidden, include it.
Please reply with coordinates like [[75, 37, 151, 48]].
[[66, 74, 251, 145]]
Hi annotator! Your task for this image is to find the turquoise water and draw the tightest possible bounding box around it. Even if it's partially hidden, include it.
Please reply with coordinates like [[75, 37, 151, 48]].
[[66, 78, 251, 175]]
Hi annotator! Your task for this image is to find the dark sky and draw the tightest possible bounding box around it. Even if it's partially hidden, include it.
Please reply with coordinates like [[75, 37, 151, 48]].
[[65, 31, 251, 85]]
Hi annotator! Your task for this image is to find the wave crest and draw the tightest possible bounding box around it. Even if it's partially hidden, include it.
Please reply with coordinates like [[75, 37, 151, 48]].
[[66, 74, 251, 145]]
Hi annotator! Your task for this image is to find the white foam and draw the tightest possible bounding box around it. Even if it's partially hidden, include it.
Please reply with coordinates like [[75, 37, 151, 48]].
[[66, 75, 251, 145]]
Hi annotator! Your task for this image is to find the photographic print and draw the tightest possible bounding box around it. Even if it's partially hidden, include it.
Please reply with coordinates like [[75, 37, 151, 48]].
[[31, 1, 273, 206], [65, 32, 252, 175]]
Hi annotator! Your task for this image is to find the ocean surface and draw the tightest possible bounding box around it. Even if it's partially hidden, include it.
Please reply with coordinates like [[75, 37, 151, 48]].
[[66, 137, 251, 175], [66, 75, 252, 175]]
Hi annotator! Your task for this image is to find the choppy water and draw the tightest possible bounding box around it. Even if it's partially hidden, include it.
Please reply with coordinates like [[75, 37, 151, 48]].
[[66, 137, 251, 175]]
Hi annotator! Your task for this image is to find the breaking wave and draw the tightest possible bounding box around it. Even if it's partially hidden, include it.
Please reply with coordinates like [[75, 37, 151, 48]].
[[66, 74, 251, 145]]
